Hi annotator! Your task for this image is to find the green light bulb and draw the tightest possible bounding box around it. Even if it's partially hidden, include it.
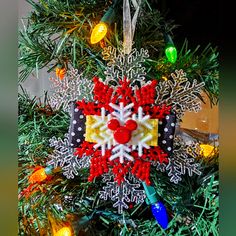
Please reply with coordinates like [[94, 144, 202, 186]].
[[165, 45, 177, 63]]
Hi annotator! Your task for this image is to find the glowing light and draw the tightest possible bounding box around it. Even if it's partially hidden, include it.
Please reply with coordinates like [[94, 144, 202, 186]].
[[200, 144, 215, 157], [56, 67, 66, 80], [29, 167, 47, 184], [165, 46, 177, 63], [142, 182, 168, 229], [151, 201, 168, 229], [90, 22, 108, 44], [54, 227, 72, 236]]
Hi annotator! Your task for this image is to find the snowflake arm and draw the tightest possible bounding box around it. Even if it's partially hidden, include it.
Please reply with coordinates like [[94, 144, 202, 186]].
[[110, 145, 134, 163], [49, 68, 94, 112], [102, 46, 149, 86], [90, 107, 113, 155], [138, 134, 152, 156], [91, 107, 106, 129], [62, 155, 91, 179], [166, 158, 183, 184], [109, 102, 134, 123], [155, 69, 205, 120], [99, 178, 146, 213], [46, 134, 88, 179], [166, 135, 202, 183], [131, 107, 153, 156], [132, 107, 152, 129], [93, 132, 114, 156]]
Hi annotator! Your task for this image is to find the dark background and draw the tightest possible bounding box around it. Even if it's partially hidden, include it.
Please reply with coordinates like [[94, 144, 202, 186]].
[[151, 0, 219, 48]]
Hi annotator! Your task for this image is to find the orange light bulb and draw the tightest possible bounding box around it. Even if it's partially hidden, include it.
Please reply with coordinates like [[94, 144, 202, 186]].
[[54, 227, 72, 236], [29, 168, 47, 184], [90, 22, 108, 44], [199, 144, 215, 157], [56, 67, 66, 80]]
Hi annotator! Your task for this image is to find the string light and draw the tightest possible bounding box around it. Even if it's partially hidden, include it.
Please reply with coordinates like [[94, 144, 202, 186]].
[[56, 67, 66, 80], [90, 0, 119, 44], [29, 166, 53, 184], [54, 226, 72, 236], [48, 212, 73, 236], [91, 22, 108, 44], [199, 144, 215, 157], [161, 76, 168, 81], [151, 201, 169, 229], [164, 34, 177, 63], [142, 182, 168, 229]]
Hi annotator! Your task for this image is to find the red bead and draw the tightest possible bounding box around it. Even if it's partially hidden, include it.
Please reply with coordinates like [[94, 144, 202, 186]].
[[114, 127, 131, 144], [125, 119, 138, 131], [107, 119, 120, 130]]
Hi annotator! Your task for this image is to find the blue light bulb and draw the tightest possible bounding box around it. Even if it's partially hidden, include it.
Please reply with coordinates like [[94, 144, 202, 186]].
[[151, 201, 168, 229]]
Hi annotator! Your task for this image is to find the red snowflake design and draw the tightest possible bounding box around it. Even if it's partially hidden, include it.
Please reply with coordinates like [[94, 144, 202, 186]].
[[74, 77, 171, 185]]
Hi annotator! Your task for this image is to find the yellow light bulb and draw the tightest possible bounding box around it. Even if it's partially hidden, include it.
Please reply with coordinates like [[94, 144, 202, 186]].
[[54, 227, 72, 236], [29, 167, 47, 184], [90, 22, 108, 44], [199, 144, 215, 157]]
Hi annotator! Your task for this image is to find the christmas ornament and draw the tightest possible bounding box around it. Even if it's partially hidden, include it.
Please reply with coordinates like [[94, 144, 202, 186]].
[[73, 76, 171, 185], [47, 48, 203, 212], [46, 0, 205, 213], [142, 182, 168, 229]]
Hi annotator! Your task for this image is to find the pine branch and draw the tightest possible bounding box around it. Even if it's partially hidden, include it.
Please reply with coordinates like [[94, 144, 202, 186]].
[[18, 1, 176, 82], [18, 92, 218, 235], [148, 40, 219, 106]]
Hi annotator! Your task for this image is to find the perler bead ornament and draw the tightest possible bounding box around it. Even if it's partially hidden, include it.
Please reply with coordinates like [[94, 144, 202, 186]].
[[47, 48, 204, 213], [71, 76, 173, 185]]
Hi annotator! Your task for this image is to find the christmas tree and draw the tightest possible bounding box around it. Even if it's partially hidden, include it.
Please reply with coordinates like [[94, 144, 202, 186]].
[[18, 0, 219, 235]]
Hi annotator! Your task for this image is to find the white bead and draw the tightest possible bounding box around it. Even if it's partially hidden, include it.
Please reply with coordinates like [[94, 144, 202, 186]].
[[162, 140, 166, 144], [74, 108, 79, 112], [76, 139, 81, 143], [169, 135, 173, 139], [159, 121, 163, 125], [73, 120, 77, 124], [158, 133, 161, 137], [79, 115, 84, 119], [78, 127, 82, 131], [166, 115, 169, 120], [167, 147, 172, 151], [164, 128, 168, 132], [71, 132, 75, 136], [171, 123, 175, 127]]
